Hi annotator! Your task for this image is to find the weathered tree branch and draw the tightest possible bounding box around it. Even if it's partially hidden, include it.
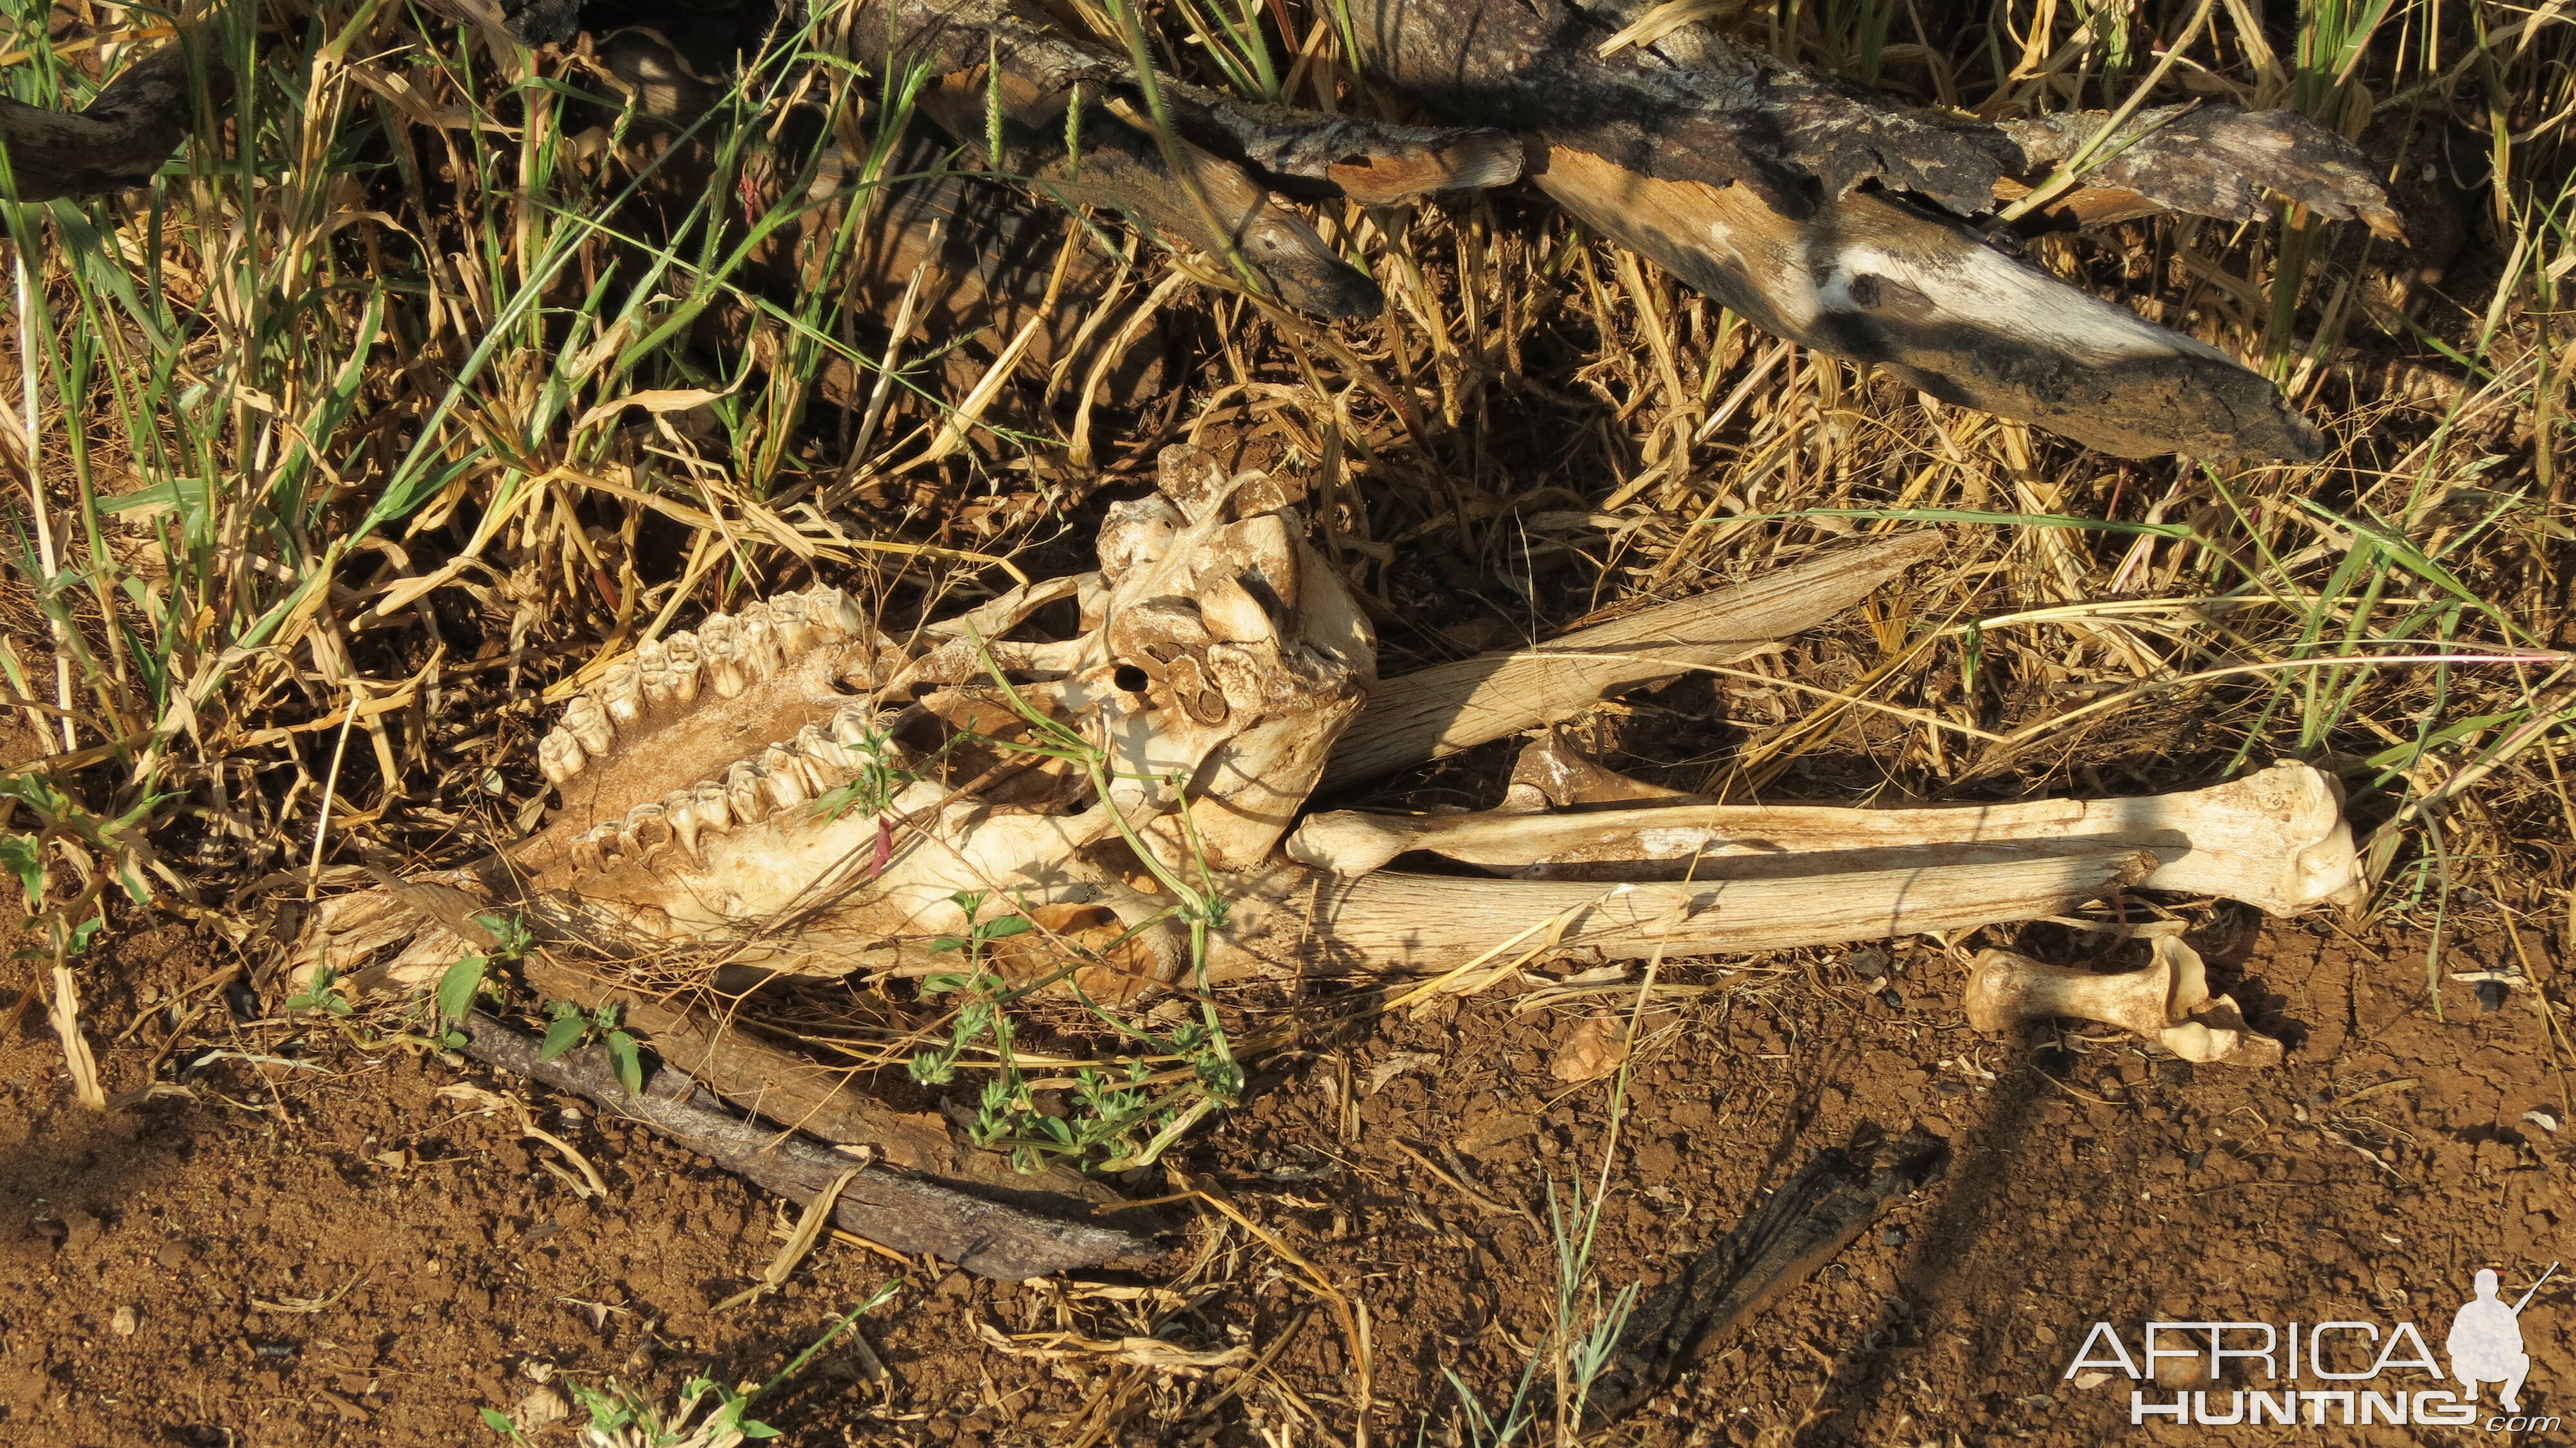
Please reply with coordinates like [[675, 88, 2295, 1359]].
[[454, 1007, 1162, 1279], [0, 40, 219, 203], [1341, 0, 2397, 458]]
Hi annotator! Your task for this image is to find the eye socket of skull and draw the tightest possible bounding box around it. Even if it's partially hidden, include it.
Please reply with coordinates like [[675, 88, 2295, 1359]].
[[1112, 663, 1151, 693]]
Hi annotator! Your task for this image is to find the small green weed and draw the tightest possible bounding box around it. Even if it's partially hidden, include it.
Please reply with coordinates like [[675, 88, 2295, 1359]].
[[479, 1281, 900, 1446], [283, 965, 355, 1018], [429, 911, 535, 1049], [540, 1000, 647, 1095]]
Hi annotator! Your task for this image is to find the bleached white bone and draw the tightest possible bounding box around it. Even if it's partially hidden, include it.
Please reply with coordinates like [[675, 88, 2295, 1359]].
[[1963, 924, 2284, 1066], [1287, 760, 2362, 918]]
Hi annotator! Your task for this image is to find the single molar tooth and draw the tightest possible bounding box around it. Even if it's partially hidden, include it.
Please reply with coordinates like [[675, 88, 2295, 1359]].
[[726, 759, 771, 822], [770, 594, 817, 656], [806, 586, 864, 641], [639, 663, 678, 710], [664, 788, 706, 862], [571, 823, 621, 874], [705, 635, 750, 698], [562, 694, 614, 757], [735, 602, 783, 676], [624, 801, 674, 859], [793, 724, 856, 791], [690, 779, 732, 833], [757, 745, 813, 811], [538, 729, 587, 785], [600, 659, 647, 730]]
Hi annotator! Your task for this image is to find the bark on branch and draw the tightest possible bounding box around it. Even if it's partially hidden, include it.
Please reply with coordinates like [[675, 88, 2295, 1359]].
[[0, 40, 217, 203], [454, 1007, 1162, 1279]]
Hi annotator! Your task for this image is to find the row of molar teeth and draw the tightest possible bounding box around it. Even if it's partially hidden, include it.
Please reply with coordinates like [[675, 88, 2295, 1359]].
[[566, 705, 913, 874], [539, 585, 873, 785]]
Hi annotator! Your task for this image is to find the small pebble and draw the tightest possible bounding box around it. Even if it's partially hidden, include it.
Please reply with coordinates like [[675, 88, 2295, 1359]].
[[2184, 1150, 2206, 1172], [110, 1306, 137, 1337], [1879, 989, 1903, 1011], [2157, 1058, 2195, 1085], [1880, 1226, 1908, 1246]]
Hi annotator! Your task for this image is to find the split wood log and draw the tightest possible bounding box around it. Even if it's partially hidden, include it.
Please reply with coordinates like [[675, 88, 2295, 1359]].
[[452, 1007, 1160, 1277], [1288, 759, 2365, 917], [1317, 530, 1944, 792], [1343, 0, 2400, 459]]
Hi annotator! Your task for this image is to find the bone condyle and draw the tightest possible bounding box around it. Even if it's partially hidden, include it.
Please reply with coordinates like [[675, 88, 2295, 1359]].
[[1964, 924, 2286, 1067]]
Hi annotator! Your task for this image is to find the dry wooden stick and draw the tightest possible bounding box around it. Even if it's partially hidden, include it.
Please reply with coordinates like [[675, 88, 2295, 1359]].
[[453, 1009, 1161, 1279]]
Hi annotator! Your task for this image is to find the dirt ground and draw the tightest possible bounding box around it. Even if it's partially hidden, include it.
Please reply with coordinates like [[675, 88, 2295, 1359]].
[[5, 899, 2570, 1447]]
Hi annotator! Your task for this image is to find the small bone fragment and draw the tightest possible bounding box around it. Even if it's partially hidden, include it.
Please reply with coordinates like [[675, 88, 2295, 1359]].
[[1551, 1014, 1631, 1083], [1318, 531, 1942, 791], [1963, 925, 2283, 1066], [1289, 760, 2360, 918], [1506, 729, 1696, 810]]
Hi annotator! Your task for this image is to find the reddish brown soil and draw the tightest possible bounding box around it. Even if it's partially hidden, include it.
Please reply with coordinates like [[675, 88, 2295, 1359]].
[[3, 910, 2569, 1445]]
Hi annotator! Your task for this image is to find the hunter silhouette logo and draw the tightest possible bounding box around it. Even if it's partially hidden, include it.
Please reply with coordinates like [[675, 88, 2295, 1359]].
[[2061, 1262, 2561, 1429], [2450, 1264, 2555, 1415]]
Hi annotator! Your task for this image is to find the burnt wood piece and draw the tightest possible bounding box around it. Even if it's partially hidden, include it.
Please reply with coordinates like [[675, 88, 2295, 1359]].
[[455, 1009, 1161, 1278], [1345, 0, 2395, 459], [1578, 1130, 1947, 1424], [851, 0, 1519, 316], [1991, 105, 2399, 233], [0, 40, 221, 203]]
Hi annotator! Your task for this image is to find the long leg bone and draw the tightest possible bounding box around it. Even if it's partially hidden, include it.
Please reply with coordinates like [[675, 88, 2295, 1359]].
[[1288, 757, 2363, 917]]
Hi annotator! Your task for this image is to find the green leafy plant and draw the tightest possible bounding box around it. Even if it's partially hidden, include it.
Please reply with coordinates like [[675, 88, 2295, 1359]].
[[429, 911, 535, 1049], [539, 1000, 646, 1095], [283, 965, 355, 1018]]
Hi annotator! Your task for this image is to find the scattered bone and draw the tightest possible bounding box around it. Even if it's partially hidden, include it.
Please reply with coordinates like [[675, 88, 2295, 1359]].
[[1551, 1014, 1631, 1083], [1290, 754, 2360, 918], [1964, 922, 2284, 1067]]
